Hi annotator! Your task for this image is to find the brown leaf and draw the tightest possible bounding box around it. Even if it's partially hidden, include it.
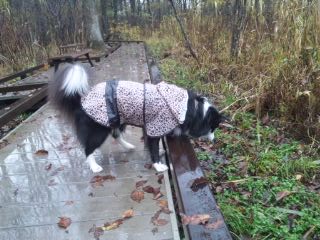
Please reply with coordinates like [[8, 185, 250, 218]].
[[122, 209, 134, 219], [88, 225, 104, 239], [151, 227, 158, 235], [262, 114, 270, 125], [65, 201, 74, 206], [153, 192, 164, 200], [215, 186, 223, 193], [136, 180, 148, 188], [161, 207, 172, 214], [35, 149, 48, 156], [143, 185, 155, 193], [205, 219, 224, 229], [103, 219, 123, 231], [50, 166, 65, 176], [276, 190, 292, 201], [190, 177, 209, 192], [157, 200, 168, 209], [58, 217, 72, 229], [151, 210, 162, 225], [153, 219, 168, 226], [157, 174, 164, 184], [88, 192, 94, 197], [144, 163, 152, 169], [90, 175, 116, 188], [131, 190, 144, 203], [180, 213, 211, 225], [45, 163, 52, 171], [48, 179, 57, 186]]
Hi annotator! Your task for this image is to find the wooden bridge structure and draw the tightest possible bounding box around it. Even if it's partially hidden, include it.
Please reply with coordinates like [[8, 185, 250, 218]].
[[0, 42, 232, 240]]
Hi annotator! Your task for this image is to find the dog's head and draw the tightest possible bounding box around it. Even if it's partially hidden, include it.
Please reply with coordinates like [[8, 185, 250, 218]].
[[189, 96, 227, 141]]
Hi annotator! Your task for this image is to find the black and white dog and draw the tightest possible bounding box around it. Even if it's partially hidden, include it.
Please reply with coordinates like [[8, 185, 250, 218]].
[[49, 64, 225, 173]]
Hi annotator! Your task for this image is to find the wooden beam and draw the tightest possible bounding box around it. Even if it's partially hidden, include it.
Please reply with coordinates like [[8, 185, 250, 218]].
[[0, 64, 45, 85], [0, 83, 47, 93], [166, 136, 232, 240], [0, 87, 47, 127]]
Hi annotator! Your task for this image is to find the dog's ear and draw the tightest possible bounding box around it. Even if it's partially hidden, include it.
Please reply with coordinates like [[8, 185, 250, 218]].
[[196, 95, 207, 103]]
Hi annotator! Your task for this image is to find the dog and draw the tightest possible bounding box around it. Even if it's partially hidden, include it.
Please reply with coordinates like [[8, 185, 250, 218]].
[[49, 64, 225, 173]]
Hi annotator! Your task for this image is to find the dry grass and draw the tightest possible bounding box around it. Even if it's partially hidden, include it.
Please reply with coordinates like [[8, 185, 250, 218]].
[[116, 3, 320, 141]]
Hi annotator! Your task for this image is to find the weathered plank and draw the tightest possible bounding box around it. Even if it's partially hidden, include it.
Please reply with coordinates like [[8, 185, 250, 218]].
[[0, 64, 45, 84]]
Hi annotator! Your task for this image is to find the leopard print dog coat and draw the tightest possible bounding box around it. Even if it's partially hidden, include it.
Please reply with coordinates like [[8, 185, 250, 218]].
[[80, 80, 188, 137]]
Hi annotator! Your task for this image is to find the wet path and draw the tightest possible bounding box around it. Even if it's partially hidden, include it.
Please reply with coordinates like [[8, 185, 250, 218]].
[[0, 43, 179, 240]]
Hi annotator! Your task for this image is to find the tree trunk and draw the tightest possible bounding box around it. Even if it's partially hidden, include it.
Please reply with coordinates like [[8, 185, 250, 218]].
[[230, 0, 247, 58], [129, 0, 136, 23], [100, 0, 109, 38], [146, 0, 151, 15], [263, 0, 274, 38], [113, 0, 118, 21], [83, 0, 105, 50]]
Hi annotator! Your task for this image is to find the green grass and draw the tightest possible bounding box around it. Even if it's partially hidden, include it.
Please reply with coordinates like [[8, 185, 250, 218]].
[[147, 38, 320, 239]]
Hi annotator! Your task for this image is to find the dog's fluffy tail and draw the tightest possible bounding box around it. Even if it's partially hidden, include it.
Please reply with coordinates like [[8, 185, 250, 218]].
[[49, 64, 90, 118]]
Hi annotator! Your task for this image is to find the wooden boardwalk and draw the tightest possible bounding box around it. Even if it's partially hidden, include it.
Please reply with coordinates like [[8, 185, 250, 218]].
[[0, 43, 179, 240]]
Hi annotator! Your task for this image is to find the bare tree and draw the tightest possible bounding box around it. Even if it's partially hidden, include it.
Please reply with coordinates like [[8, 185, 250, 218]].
[[230, 0, 247, 58], [82, 0, 105, 50]]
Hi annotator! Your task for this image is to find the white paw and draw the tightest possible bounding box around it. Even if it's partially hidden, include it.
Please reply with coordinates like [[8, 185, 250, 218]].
[[87, 154, 103, 173], [153, 162, 168, 172], [90, 163, 103, 173], [124, 142, 136, 150]]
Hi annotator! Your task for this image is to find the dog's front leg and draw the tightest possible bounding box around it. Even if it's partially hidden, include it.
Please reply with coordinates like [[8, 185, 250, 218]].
[[87, 152, 103, 173], [147, 137, 168, 172]]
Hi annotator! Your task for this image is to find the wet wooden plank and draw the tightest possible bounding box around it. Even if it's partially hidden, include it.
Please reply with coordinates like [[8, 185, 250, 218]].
[[0, 43, 179, 240], [0, 215, 173, 240], [0, 87, 48, 127], [166, 136, 232, 240], [0, 64, 45, 84]]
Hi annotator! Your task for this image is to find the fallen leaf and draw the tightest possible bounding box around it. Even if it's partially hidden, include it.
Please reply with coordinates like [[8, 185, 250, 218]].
[[35, 149, 48, 156], [136, 180, 148, 188], [153, 218, 168, 226], [151, 210, 162, 225], [161, 207, 172, 214], [157, 200, 168, 209], [262, 114, 270, 125], [65, 201, 74, 206], [143, 185, 155, 193], [13, 188, 19, 196], [153, 192, 163, 200], [88, 192, 94, 197], [88, 224, 104, 239], [215, 186, 223, 193], [50, 166, 65, 176], [205, 219, 224, 229], [103, 219, 123, 231], [45, 163, 52, 171], [48, 179, 57, 186], [131, 190, 144, 203], [58, 217, 71, 229], [276, 190, 292, 202], [190, 177, 209, 192], [90, 175, 116, 188], [157, 174, 164, 184], [144, 163, 152, 169], [180, 213, 211, 225], [151, 227, 158, 235], [122, 209, 134, 219]]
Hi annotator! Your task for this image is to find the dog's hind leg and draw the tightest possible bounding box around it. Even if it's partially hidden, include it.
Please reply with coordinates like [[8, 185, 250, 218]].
[[147, 137, 168, 172], [112, 126, 136, 150], [76, 111, 111, 173]]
